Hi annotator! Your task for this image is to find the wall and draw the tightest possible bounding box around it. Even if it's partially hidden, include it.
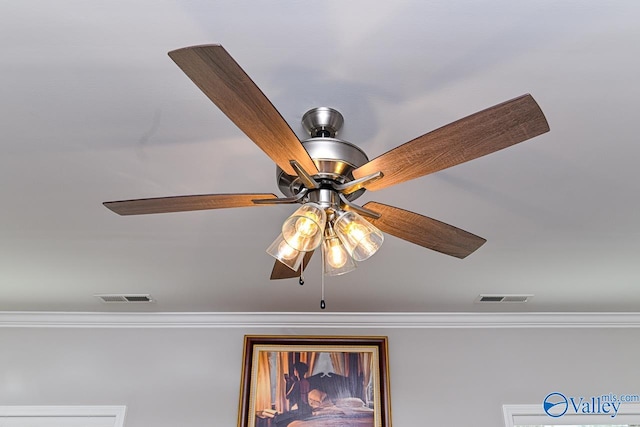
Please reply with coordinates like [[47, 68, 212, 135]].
[[1, 324, 640, 426]]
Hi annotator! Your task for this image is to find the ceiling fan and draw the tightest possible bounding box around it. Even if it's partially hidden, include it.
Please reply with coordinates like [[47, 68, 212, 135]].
[[104, 44, 550, 284]]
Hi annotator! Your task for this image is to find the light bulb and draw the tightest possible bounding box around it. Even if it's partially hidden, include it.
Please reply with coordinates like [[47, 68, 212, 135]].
[[278, 240, 298, 261], [285, 231, 311, 253], [346, 222, 379, 255], [334, 210, 384, 261], [282, 203, 326, 252], [345, 222, 367, 241], [266, 233, 304, 272], [322, 233, 356, 276], [295, 215, 319, 237], [326, 239, 348, 268]]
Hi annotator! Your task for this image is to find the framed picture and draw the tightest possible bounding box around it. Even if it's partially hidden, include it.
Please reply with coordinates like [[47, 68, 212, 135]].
[[237, 335, 391, 427]]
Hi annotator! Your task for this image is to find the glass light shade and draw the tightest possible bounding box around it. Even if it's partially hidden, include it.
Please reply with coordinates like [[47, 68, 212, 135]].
[[334, 210, 384, 261], [282, 203, 327, 252], [322, 235, 357, 276], [266, 233, 305, 271]]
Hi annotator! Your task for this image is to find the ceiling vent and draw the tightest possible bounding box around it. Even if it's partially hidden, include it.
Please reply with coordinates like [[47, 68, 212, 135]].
[[475, 294, 532, 303], [95, 294, 154, 303]]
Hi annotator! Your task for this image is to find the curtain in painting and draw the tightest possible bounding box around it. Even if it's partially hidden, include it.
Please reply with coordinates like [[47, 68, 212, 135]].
[[329, 352, 373, 401], [358, 352, 372, 403], [275, 351, 290, 413], [329, 352, 349, 376], [255, 351, 272, 412]]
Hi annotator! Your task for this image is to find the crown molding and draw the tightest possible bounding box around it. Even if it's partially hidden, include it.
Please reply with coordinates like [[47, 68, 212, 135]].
[[2, 311, 640, 328]]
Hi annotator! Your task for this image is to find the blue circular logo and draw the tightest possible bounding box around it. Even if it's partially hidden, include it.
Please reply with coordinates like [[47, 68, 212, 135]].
[[543, 392, 568, 417]]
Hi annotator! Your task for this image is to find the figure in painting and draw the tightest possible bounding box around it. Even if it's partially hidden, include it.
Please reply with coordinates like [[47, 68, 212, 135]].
[[275, 362, 312, 426], [286, 362, 312, 415]]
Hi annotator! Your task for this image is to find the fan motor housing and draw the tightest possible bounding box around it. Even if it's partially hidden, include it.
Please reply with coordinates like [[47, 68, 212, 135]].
[[276, 137, 370, 201]]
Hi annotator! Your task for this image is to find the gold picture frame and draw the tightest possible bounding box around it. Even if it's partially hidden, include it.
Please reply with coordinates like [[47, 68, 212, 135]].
[[237, 335, 391, 427]]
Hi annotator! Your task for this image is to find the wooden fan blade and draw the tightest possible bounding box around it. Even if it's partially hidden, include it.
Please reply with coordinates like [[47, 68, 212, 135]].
[[168, 45, 318, 177], [363, 202, 486, 258], [353, 94, 549, 191], [270, 251, 314, 280], [104, 193, 278, 216]]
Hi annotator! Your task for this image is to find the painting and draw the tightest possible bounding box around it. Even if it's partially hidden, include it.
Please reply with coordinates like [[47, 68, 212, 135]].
[[237, 335, 391, 427]]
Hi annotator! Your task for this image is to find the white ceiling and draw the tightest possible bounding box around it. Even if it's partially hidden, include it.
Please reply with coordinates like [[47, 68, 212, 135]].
[[1, 0, 639, 313]]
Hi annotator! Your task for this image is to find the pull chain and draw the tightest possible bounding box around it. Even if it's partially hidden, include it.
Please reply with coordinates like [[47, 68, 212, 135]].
[[299, 257, 304, 285], [320, 248, 326, 309]]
